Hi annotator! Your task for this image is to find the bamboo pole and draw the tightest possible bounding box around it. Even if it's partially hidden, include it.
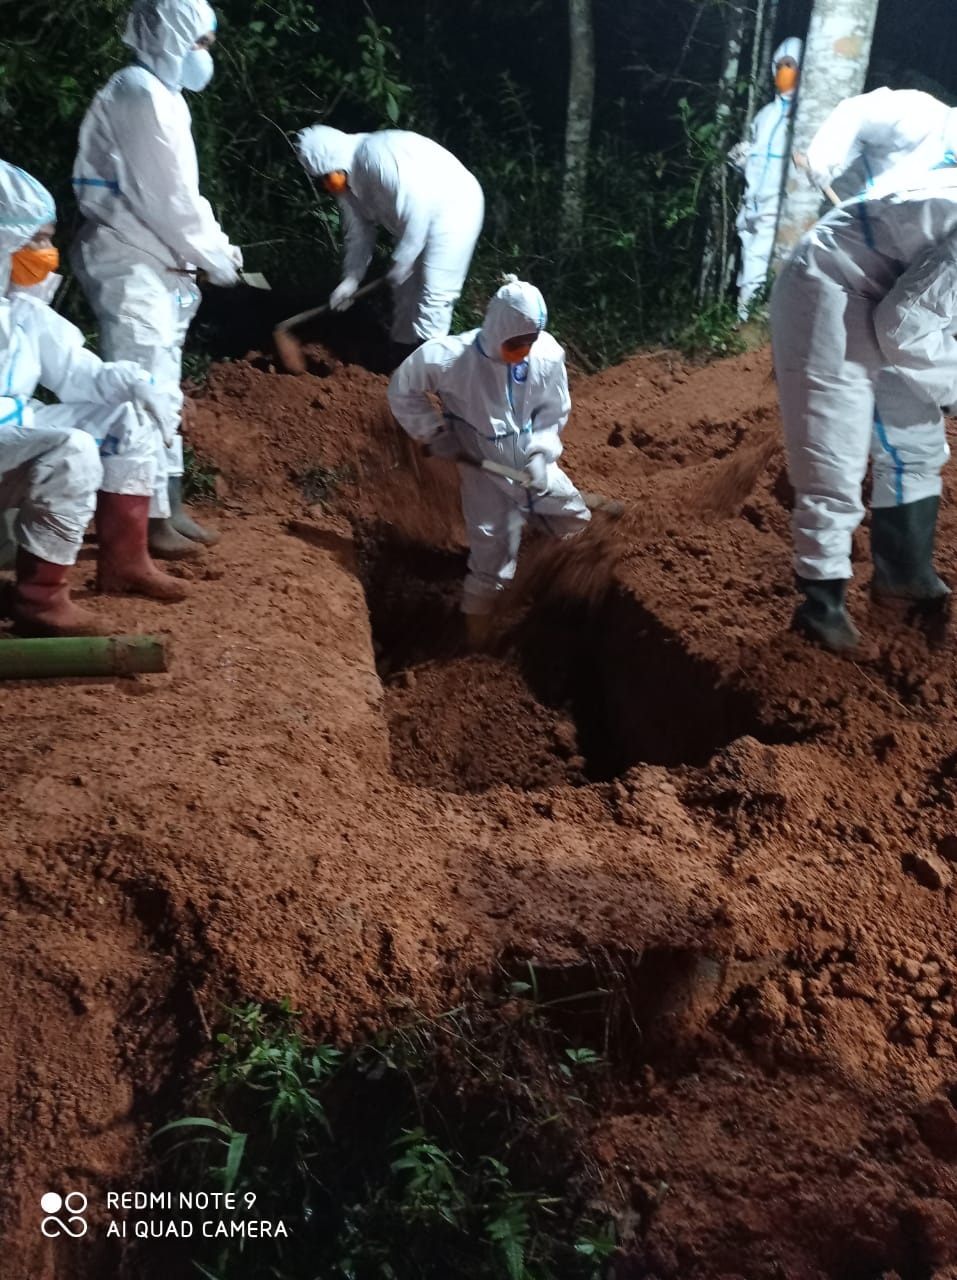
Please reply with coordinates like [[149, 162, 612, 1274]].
[[0, 635, 170, 680]]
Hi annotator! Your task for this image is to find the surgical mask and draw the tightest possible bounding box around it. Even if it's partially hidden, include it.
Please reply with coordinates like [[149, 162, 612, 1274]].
[[322, 171, 348, 194], [775, 64, 798, 94], [181, 48, 214, 92], [10, 245, 60, 287], [501, 339, 534, 364]]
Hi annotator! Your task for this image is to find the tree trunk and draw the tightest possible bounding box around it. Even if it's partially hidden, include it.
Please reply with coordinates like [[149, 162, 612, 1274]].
[[758, 0, 779, 91], [560, 0, 595, 249], [744, 0, 768, 132], [773, 0, 879, 259], [698, 0, 749, 302]]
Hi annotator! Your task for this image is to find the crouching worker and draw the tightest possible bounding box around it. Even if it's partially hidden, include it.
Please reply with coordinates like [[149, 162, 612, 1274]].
[[0, 161, 187, 636], [388, 275, 590, 645]]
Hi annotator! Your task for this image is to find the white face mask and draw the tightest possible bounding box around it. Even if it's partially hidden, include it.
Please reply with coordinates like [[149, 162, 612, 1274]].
[[10, 272, 63, 306], [181, 48, 214, 93]]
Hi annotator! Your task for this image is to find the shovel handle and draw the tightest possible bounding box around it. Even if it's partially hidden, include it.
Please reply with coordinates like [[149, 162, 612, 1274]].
[[274, 278, 387, 335], [427, 449, 624, 515]]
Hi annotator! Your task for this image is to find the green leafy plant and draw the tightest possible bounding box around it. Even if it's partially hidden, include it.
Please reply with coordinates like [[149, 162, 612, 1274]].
[[150, 998, 618, 1280], [182, 445, 219, 505]]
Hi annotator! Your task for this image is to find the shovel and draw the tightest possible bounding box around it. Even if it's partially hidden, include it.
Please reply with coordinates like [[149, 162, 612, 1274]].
[[428, 448, 624, 517], [273, 278, 388, 375]]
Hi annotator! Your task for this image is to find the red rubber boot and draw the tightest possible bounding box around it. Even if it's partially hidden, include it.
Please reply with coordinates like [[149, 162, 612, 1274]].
[[11, 547, 106, 636], [96, 492, 189, 601]]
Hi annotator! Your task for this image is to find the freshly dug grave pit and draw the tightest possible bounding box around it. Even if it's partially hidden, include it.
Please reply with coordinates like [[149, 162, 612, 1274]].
[[8, 342, 957, 1280], [356, 523, 797, 790]]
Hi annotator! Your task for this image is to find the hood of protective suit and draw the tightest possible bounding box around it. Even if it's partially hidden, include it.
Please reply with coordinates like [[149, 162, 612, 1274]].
[[297, 125, 364, 177], [772, 37, 803, 79], [0, 161, 57, 296], [479, 276, 547, 361], [123, 0, 216, 90]]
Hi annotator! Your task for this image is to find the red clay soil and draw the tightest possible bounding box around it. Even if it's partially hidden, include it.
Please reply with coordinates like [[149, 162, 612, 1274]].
[[3, 339, 957, 1278]]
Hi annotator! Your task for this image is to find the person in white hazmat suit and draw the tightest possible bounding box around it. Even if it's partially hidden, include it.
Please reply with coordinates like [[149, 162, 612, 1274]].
[[803, 88, 954, 203], [0, 162, 187, 636], [729, 38, 803, 319], [72, 0, 242, 561], [770, 159, 957, 651], [296, 125, 485, 359], [388, 276, 589, 643]]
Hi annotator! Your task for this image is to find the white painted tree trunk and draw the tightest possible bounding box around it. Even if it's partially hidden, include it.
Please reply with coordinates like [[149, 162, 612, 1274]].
[[773, 0, 879, 259], [560, 0, 595, 248]]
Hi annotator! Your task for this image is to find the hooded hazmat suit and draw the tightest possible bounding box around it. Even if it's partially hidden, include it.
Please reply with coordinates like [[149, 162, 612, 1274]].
[[805, 88, 954, 202], [387, 277, 589, 613], [0, 162, 161, 568], [770, 161, 957, 645], [297, 126, 485, 345], [730, 38, 803, 319], [72, 0, 239, 543]]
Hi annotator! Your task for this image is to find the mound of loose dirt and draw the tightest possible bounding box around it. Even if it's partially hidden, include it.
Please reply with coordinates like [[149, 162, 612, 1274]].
[[3, 339, 957, 1279]]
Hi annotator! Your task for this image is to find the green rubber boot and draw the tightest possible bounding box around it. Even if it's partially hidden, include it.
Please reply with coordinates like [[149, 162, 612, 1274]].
[[168, 475, 220, 547], [870, 497, 950, 601], [792, 577, 861, 652]]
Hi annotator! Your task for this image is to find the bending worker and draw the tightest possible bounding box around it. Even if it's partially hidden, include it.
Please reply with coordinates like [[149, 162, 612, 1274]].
[[770, 162, 957, 651], [729, 38, 803, 319], [0, 162, 186, 636], [388, 275, 589, 646], [72, 0, 242, 561], [297, 124, 485, 363], [803, 87, 953, 202]]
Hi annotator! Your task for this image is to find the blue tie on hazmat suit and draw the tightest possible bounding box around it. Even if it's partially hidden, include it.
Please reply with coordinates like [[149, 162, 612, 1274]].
[[71, 0, 241, 525], [388, 276, 590, 614], [0, 161, 163, 567], [297, 125, 485, 345], [730, 37, 803, 319]]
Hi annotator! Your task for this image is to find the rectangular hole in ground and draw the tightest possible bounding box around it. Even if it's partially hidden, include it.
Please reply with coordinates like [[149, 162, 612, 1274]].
[[354, 524, 795, 792]]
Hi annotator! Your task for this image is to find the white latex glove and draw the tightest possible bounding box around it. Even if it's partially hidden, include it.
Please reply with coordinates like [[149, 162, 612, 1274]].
[[227, 243, 244, 271], [426, 427, 461, 460], [330, 276, 360, 311], [727, 141, 748, 171], [524, 451, 549, 496], [387, 259, 413, 288], [204, 257, 240, 288], [130, 381, 172, 447]]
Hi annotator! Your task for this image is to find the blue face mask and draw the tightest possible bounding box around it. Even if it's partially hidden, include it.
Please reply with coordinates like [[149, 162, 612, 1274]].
[[181, 48, 214, 93]]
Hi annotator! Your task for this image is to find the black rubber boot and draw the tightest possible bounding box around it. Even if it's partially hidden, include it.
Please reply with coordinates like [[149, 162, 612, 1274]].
[[870, 497, 950, 601], [792, 577, 861, 651], [168, 475, 220, 547]]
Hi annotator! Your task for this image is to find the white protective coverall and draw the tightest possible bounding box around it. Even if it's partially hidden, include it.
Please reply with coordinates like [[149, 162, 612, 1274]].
[[297, 126, 485, 344], [805, 88, 954, 202], [388, 277, 589, 612], [71, 0, 240, 519], [770, 164, 957, 582], [0, 163, 160, 566], [731, 38, 804, 318]]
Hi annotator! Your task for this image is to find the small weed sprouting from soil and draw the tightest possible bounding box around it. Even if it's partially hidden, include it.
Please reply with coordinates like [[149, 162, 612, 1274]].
[[296, 462, 355, 508], [151, 991, 618, 1280], [182, 446, 219, 505]]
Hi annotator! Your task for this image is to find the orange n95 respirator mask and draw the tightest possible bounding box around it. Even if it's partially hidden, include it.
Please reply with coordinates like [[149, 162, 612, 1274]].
[[501, 336, 535, 364], [10, 245, 60, 286], [775, 64, 798, 94]]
